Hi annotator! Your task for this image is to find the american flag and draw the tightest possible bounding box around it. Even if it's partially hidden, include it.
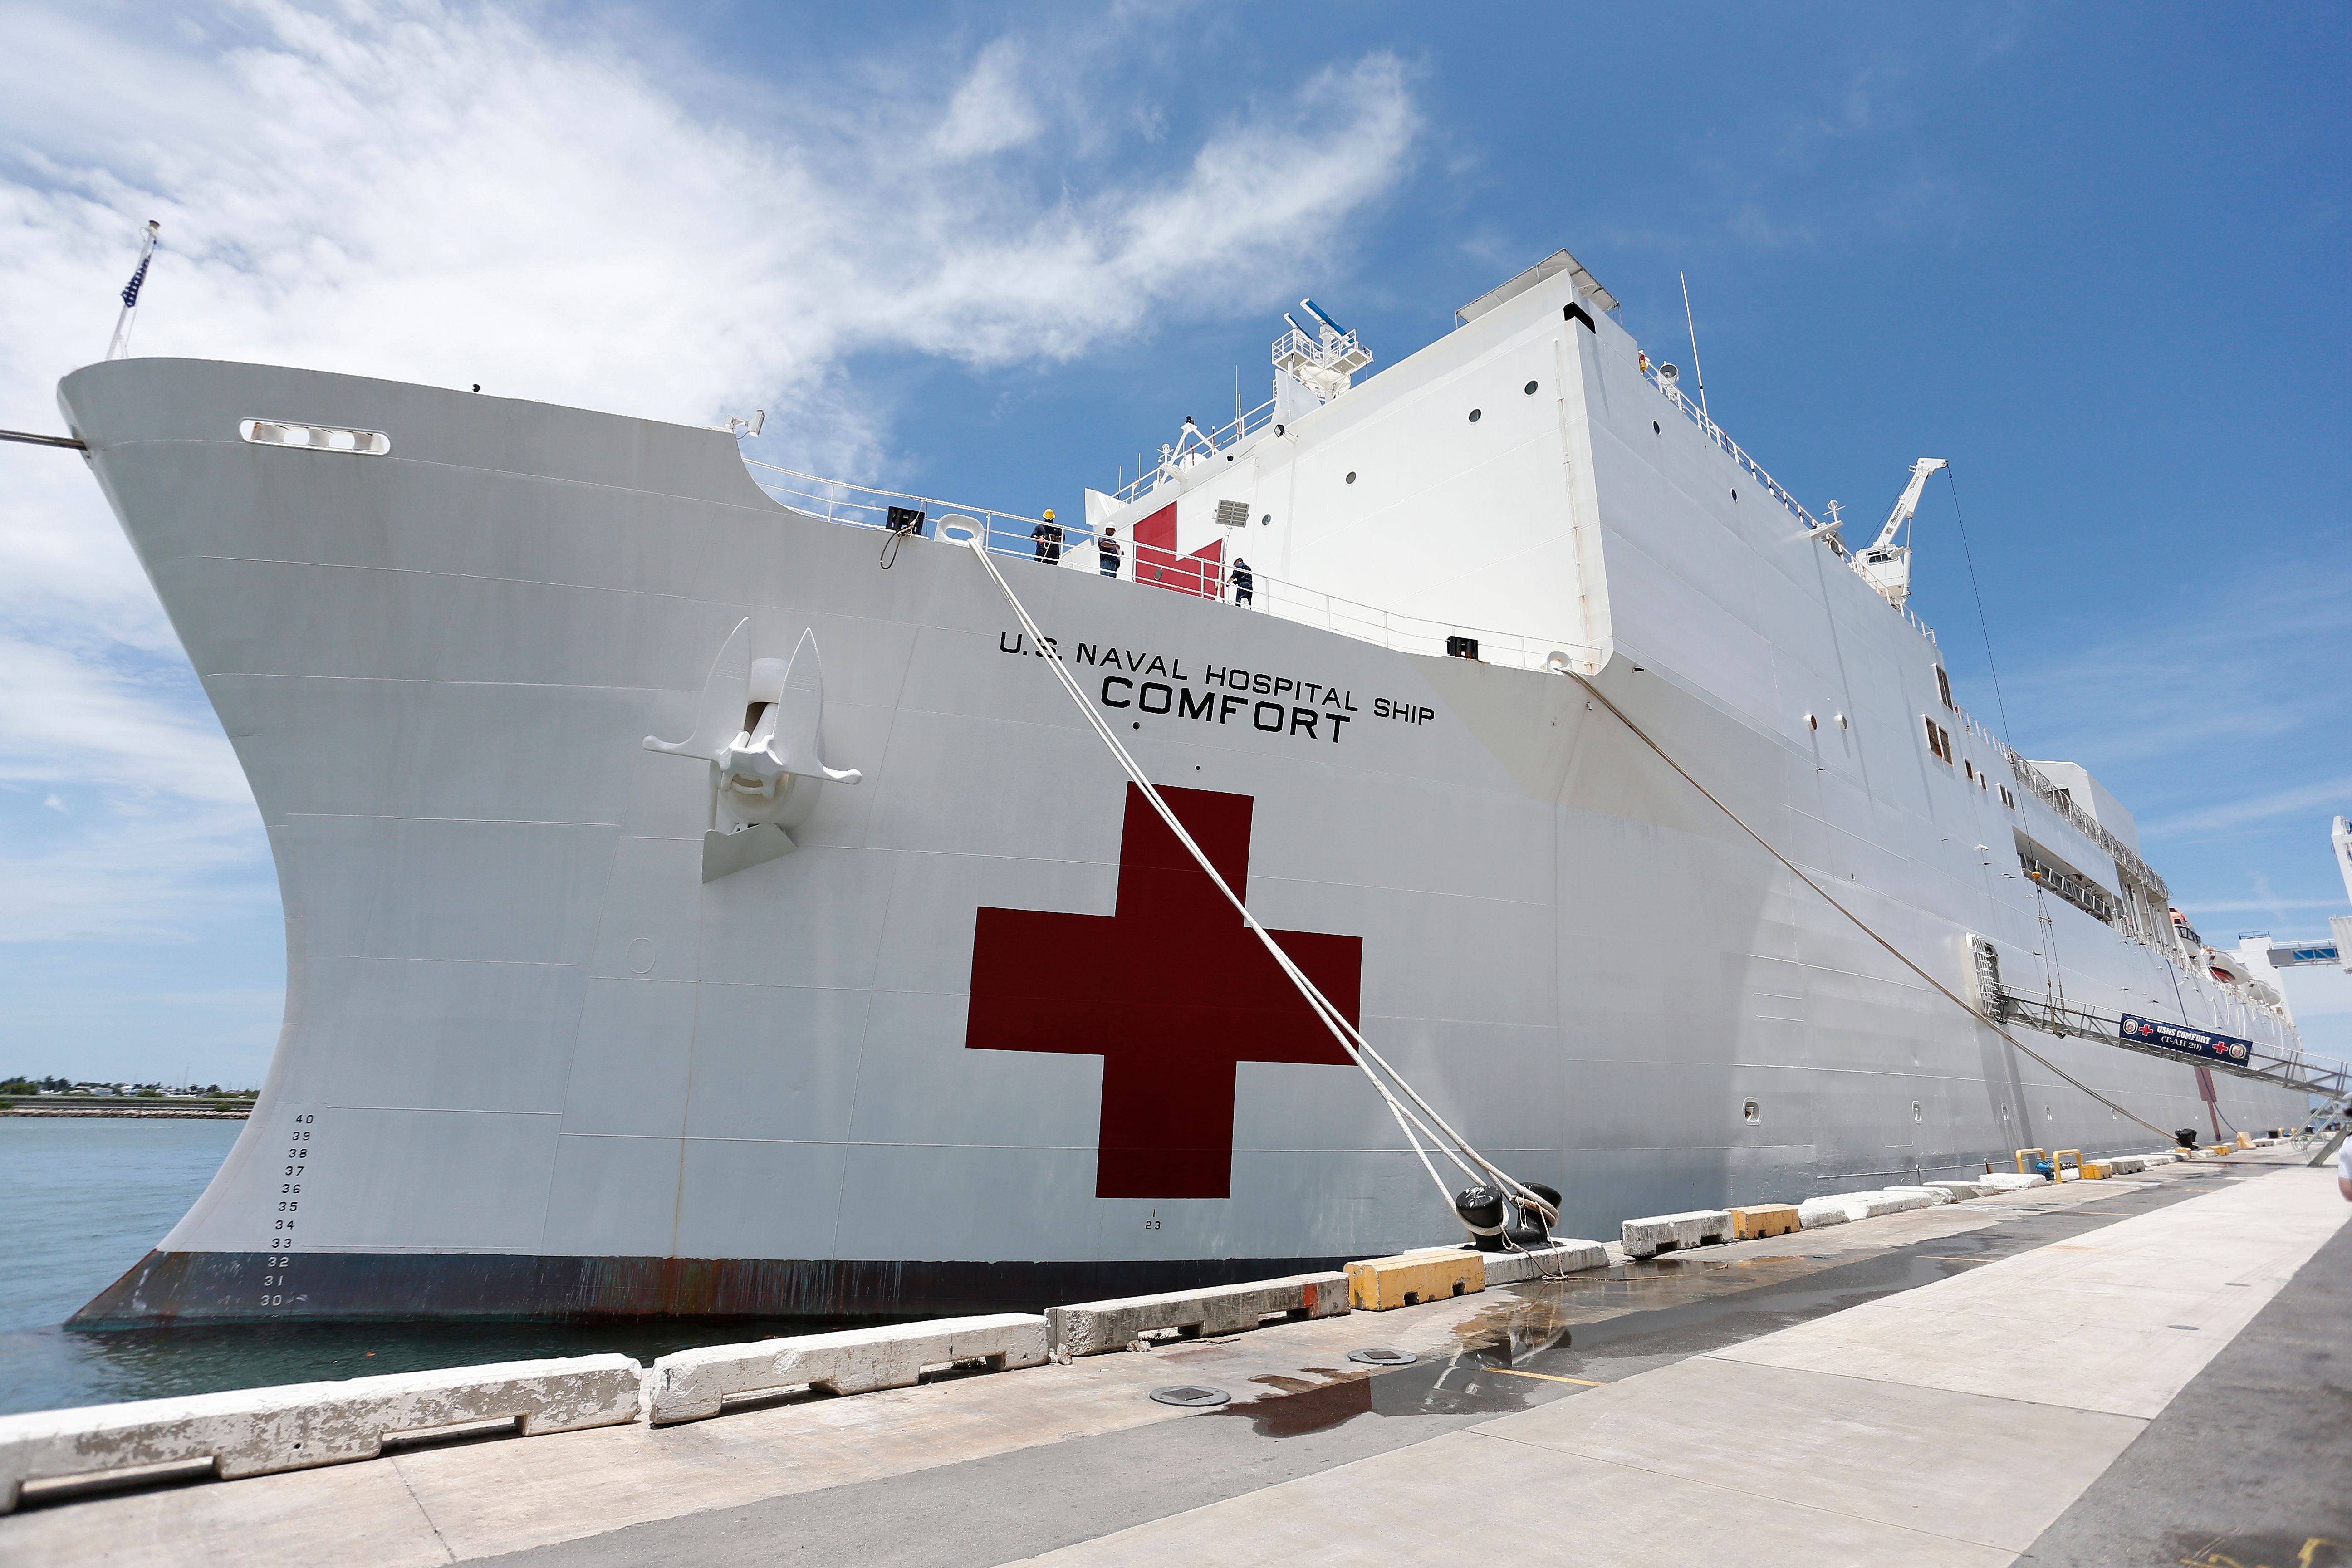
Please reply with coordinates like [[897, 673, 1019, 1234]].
[[120, 250, 152, 309]]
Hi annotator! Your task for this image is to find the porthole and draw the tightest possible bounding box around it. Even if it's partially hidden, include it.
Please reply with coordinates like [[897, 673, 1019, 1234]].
[[1911, 1101, 1924, 1122], [1652, 421, 1661, 434], [1345, 471, 1357, 484], [1742, 1098, 1761, 1124], [1524, 380, 1539, 395], [1806, 713, 1818, 731], [1259, 514, 1271, 526], [1468, 409, 1482, 423], [1731, 489, 1739, 501]]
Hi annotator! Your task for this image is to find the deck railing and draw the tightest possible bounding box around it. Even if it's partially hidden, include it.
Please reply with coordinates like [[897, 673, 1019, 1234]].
[[1642, 366, 1824, 533], [1640, 366, 1948, 646], [1107, 397, 1282, 508], [738, 457, 1593, 675]]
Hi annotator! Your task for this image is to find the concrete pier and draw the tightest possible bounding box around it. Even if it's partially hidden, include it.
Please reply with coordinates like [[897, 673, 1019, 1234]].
[[2, 1145, 2342, 1566]]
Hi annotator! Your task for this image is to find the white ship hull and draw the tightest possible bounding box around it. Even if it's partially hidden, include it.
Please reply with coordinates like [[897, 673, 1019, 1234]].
[[59, 268, 2304, 1324]]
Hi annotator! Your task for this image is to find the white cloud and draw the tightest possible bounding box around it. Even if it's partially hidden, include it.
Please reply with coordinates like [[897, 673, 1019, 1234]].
[[2143, 778, 2352, 841], [0, 636, 250, 807], [931, 39, 1044, 160], [0, 2, 1419, 946]]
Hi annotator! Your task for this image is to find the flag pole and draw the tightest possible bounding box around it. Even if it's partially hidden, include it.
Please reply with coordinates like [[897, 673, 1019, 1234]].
[[105, 220, 161, 362]]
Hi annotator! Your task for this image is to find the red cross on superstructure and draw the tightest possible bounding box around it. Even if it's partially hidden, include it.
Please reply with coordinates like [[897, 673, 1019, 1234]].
[[966, 784, 1362, 1200]]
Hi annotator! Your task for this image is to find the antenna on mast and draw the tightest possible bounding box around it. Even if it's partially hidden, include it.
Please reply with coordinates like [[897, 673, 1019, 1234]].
[[1678, 270, 1707, 419]]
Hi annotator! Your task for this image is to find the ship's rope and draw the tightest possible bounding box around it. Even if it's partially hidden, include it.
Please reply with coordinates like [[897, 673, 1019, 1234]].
[[1568, 670, 2180, 1146], [951, 531, 1558, 1230]]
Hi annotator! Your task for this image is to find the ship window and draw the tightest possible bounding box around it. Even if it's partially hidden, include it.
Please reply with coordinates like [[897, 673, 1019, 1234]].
[[1912, 1102, 1924, 1122], [1742, 1098, 1761, 1124], [1964, 759, 1974, 781], [1653, 421, 1661, 434], [1468, 408, 1482, 422], [240, 418, 390, 456], [1923, 716, 1954, 763], [1935, 666, 1955, 710], [1730, 489, 1739, 501], [1524, 380, 1539, 395], [1345, 471, 1357, 484]]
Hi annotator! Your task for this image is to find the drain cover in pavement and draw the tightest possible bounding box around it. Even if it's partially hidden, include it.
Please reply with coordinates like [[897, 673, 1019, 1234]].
[[1149, 1385, 1230, 1407], [1348, 1348, 1417, 1366]]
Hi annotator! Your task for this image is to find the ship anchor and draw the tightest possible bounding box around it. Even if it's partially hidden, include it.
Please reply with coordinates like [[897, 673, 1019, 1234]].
[[643, 618, 860, 880]]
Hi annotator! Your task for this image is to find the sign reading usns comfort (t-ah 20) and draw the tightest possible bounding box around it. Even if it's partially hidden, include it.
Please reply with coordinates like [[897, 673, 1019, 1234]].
[[2117, 1013, 2253, 1066]]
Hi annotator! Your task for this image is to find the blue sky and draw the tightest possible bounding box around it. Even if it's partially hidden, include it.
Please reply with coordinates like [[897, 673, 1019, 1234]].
[[0, 1, 2345, 1083]]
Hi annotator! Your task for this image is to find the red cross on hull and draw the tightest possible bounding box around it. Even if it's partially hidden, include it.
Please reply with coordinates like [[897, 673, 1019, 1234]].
[[966, 784, 1362, 1200]]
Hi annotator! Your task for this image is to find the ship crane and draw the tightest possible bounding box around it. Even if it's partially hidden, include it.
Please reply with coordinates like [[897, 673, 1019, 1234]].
[[1853, 457, 1947, 607]]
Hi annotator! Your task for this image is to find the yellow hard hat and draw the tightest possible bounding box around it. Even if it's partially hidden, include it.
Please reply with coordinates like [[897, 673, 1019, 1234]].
[[1043, 509, 1055, 520]]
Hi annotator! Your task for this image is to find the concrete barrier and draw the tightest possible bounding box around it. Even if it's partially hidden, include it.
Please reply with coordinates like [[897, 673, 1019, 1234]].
[[1730, 1204, 1801, 1240], [1346, 1253, 1482, 1311], [1927, 1180, 1999, 1200], [1475, 1240, 1610, 1284], [647, 1315, 1047, 1424], [1880, 1186, 1955, 1205], [0, 1355, 640, 1512], [1795, 1198, 1852, 1229], [1047, 1274, 1347, 1358], [1620, 1210, 1732, 1259], [1979, 1172, 2047, 1191], [1837, 1190, 1933, 1219]]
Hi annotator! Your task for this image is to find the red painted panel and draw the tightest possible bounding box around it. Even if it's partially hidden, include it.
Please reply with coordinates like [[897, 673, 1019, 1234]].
[[967, 784, 1362, 1199], [1132, 503, 1225, 598]]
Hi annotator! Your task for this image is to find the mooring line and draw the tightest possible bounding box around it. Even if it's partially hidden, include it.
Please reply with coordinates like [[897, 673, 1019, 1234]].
[[1567, 669, 2177, 1144], [951, 529, 1558, 1230]]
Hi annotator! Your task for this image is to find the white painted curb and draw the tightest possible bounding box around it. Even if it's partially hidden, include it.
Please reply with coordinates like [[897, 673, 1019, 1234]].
[[1047, 1272, 1348, 1357], [1796, 1197, 1852, 1229], [645, 1314, 1048, 1426], [1620, 1210, 1732, 1259], [0, 1354, 641, 1512], [1476, 1240, 1610, 1284]]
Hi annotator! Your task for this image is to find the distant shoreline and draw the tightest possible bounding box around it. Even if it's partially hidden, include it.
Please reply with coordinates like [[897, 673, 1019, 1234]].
[[2, 1107, 250, 1120]]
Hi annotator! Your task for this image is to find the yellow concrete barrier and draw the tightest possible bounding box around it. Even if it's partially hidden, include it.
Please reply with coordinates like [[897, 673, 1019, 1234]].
[[2080, 1161, 2109, 1180], [1346, 1251, 1483, 1312], [2052, 1149, 2082, 1181], [1730, 1204, 1801, 1240], [2234, 1131, 2252, 1150]]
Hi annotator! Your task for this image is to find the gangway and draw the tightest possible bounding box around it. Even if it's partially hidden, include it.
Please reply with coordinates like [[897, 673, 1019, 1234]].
[[1987, 985, 2351, 1101]]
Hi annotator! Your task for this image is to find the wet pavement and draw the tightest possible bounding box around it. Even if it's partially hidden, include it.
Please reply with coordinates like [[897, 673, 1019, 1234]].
[[5, 1151, 2334, 1567], [459, 1162, 2294, 1567]]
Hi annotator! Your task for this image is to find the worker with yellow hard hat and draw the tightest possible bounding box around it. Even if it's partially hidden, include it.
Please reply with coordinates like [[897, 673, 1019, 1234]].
[[1031, 509, 1064, 564]]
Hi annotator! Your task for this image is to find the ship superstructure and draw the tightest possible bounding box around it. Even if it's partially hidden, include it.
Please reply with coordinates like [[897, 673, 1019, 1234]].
[[57, 249, 2318, 1326]]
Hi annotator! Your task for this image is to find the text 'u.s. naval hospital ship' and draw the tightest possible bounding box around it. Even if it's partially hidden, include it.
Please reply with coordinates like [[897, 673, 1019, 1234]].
[[53, 248, 2332, 1327]]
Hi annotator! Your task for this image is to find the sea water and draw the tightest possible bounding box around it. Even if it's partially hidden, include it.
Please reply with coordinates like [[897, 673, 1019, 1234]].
[[0, 1118, 852, 1416]]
